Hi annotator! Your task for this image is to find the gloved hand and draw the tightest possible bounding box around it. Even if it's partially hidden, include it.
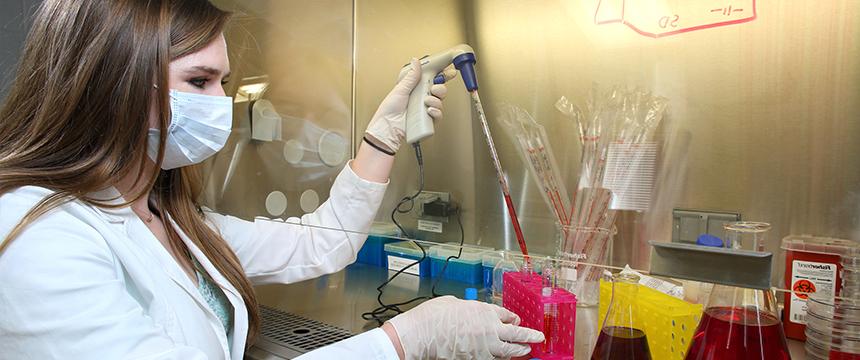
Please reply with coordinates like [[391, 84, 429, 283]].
[[386, 295, 545, 359], [364, 58, 454, 154]]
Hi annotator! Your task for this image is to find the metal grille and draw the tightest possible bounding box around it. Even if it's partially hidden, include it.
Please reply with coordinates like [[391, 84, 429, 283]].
[[259, 305, 354, 353]]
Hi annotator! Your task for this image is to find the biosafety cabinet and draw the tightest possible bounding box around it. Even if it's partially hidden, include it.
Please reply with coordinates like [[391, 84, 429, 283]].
[[200, 3, 860, 356], [1, 0, 857, 359]]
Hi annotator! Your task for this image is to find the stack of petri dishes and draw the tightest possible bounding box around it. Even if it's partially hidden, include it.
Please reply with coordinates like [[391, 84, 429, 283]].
[[805, 293, 860, 359], [843, 253, 860, 298]]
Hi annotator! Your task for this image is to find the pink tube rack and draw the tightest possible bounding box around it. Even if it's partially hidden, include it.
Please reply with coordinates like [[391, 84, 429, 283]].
[[503, 271, 577, 359]]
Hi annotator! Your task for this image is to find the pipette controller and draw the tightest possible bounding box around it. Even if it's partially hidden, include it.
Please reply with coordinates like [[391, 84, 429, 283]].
[[398, 44, 478, 144], [399, 44, 529, 259]]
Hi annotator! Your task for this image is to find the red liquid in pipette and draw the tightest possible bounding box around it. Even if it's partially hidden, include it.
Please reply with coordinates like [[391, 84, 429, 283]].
[[471, 90, 529, 257], [685, 306, 790, 360], [504, 193, 528, 256]]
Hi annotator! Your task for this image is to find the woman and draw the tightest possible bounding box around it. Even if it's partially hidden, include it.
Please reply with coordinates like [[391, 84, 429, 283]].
[[0, 1, 543, 359]]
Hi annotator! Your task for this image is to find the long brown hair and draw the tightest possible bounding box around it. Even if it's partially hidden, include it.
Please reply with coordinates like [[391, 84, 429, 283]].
[[0, 0, 259, 347]]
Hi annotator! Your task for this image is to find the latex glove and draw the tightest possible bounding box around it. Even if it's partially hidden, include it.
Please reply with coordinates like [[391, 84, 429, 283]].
[[387, 295, 545, 359], [364, 58, 455, 154]]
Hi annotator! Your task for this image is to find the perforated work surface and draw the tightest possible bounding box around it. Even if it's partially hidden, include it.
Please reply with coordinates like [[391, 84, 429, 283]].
[[259, 305, 354, 353]]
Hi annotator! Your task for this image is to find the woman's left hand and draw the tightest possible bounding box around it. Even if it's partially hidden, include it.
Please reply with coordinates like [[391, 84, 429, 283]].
[[364, 58, 455, 154]]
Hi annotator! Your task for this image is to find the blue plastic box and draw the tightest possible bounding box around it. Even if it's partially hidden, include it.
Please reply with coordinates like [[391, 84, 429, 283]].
[[383, 241, 431, 277], [356, 223, 400, 267], [429, 243, 491, 285]]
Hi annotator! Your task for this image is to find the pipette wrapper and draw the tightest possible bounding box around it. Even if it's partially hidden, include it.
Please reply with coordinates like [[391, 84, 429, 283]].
[[555, 85, 668, 254], [503, 272, 576, 359], [498, 104, 572, 226], [620, 265, 684, 299]]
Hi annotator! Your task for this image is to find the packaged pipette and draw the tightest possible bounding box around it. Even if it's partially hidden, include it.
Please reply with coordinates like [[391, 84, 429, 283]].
[[620, 265, 684, 299]]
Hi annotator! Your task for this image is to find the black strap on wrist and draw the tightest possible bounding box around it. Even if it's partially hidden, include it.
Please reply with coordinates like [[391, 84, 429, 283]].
[[363, 136, 396, 156]]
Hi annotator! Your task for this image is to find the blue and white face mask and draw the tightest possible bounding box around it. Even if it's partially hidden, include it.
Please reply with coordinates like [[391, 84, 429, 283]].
[[147, 90, 232, 170]]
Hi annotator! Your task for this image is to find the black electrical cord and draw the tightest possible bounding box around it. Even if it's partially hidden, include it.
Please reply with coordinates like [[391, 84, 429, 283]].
[[430, 206, 464, 298], [392, 142, 424, 237], [362, 143, 431, 325], [361, 142, 470, 324]]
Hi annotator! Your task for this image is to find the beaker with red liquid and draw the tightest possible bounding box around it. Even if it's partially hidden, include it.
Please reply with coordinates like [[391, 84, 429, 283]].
[[685, 221, 791, 360], [592, 272, 653, 360]]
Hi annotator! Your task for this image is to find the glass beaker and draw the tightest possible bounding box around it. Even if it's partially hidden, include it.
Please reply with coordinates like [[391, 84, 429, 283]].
[[724, 221, 771, 251], [492, 251, 520, 305], [557, 224, 615, 307], [592, 272, 653, 360]]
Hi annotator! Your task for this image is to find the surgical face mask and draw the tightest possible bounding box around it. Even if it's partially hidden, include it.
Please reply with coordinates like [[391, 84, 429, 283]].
[[147, 90, 233, 170]]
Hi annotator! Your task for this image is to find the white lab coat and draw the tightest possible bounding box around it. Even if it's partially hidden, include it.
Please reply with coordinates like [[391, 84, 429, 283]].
[[0, 163, 399, 360]]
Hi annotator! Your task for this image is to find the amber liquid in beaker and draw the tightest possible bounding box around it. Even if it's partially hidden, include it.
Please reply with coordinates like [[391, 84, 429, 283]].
[[591, 326, 652, 360], [684, 306, 790, 360]]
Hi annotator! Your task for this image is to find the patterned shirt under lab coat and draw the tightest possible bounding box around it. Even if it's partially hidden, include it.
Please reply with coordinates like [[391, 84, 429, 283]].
[[0, 163, 400, 360]]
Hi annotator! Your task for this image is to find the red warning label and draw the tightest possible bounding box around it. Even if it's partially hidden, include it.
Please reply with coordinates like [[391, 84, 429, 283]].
[[792, 279, 816, 300]]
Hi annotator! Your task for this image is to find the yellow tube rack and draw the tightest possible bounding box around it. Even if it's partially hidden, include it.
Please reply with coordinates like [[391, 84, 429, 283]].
[[598, 279, 704, 360]]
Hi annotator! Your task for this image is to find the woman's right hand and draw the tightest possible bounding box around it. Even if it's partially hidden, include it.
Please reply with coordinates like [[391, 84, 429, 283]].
[[384, 295, 545, 359]]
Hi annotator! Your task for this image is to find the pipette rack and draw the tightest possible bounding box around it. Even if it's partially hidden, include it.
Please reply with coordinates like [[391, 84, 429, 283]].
[[503, 271, 576, 359]]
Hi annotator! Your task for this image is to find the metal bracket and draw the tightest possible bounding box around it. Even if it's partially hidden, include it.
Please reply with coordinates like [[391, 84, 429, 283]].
[[649, 241, 773, 289], [672, 209, 740, 244]]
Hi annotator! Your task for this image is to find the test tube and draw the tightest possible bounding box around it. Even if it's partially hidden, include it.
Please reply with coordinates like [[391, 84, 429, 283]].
[[542, 286, 558, 353], [522, 255, 533, 280], [542, 259, 556, 290]]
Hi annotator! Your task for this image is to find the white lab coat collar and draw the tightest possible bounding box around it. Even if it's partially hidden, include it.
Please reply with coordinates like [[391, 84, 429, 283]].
[[87, 186, 247, 358], [87, 186, 133, 223], [172, 216, 248, 356]]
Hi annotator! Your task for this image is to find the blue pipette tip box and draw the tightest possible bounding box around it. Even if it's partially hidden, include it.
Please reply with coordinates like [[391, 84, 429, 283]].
[[429, 243, 490, 285]]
